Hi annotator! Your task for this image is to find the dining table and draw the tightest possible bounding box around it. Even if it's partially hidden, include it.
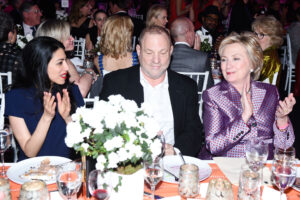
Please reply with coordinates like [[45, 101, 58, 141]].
[[4, 160, 300, 200]]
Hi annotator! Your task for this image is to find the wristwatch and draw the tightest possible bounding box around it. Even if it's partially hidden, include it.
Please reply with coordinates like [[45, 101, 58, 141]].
[[83, 70, 95, 81]]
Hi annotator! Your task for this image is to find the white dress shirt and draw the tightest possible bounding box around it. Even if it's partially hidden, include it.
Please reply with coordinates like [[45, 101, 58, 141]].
[[140, 69, 174, 145], [22, 23, 34, 37]]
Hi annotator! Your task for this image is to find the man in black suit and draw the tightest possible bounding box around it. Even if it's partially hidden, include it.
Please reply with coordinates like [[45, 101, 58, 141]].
[[170, 17, 214, 89], [100, 26, 203, 157], [108, 0, 144, 39]]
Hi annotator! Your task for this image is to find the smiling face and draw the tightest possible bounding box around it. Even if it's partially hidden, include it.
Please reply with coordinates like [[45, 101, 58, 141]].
[[136, 32, 173, 84], [47, 48, 69, 85], [220, 43, 252, 89], [154, 9, 168, 27]]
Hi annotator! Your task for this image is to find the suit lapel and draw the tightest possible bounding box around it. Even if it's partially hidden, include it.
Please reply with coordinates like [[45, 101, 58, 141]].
[[251, 81, 266, 115], [127, 66, 144, 106]]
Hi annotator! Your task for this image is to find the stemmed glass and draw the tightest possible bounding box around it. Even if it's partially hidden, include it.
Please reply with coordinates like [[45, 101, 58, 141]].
[[144, 157, 164, 200], [245, 138, 268, 172], [157, 134, 165, 158], [274, 147, 295, 165], [88, 169, 111, 200], [0, 130, 12, 177], [272, 160, 296, 200], [56, 162, 82, 200]]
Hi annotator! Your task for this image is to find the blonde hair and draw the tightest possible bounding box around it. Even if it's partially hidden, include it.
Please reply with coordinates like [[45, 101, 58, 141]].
[[252, 15, 284, 48], [36, 19, 71, 42], [99, 15, 133, 59], [219, 32, 263, 80], [146, 4, 167, 27]]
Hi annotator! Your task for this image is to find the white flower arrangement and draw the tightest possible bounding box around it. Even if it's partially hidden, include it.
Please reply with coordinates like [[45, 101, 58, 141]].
[[56, 10, 68, 21], [65, 94, 162, 190], [196, 29, 213, 52], [16, 24, 33, 49]]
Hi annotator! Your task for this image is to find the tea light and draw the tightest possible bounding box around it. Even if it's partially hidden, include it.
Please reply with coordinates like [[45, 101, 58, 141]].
[[19, 180, 49, 200]]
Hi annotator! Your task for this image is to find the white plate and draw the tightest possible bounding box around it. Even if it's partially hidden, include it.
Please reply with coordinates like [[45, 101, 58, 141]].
[[7, 156, 71, 184], [162, 155, 212, 184]]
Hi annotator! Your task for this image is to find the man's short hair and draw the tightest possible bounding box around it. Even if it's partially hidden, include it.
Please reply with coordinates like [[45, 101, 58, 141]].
[[198, 5, 220, 22], [138, 25, 171, 47], [109, 0, 128, 10], [20, 1, 36, 18]]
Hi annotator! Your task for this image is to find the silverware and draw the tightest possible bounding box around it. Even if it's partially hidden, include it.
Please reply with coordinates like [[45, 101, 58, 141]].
[[164, 168, 179, 181], [178, 152, 186, 165]]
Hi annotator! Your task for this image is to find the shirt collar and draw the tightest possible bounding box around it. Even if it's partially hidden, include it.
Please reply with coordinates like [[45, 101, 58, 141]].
[[175, 42, 190, 47], [140, 68, 169, 89]]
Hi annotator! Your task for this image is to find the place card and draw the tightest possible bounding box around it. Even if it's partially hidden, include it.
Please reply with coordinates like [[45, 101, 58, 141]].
[[199, 183, 208, 198]]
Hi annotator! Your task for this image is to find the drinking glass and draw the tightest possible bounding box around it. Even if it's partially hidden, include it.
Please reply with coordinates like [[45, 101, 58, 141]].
[[0, 130, 12, 177], [56, 162, 82, 200], [245, 138, 268, 172], [178, 164, 199, 198], [144, 158, 164, 200], [274, 147, 295, 165], [19, 180, 49, 200], [272, 160, 296, 200], [88, 169, 111, 200], [238, 164, 261, 200], [157, 134, 165, 157], [83, 50, 95, 69]]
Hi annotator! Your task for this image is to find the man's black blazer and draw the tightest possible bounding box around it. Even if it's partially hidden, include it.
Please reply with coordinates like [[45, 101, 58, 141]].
[[100, 65, 203, 157]]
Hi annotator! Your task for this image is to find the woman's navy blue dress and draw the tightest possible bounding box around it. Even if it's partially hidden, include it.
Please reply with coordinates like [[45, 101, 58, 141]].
[[4, 84, 84, 161]]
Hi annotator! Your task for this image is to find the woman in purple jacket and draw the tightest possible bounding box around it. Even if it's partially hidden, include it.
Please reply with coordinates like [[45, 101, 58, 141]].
[[199, 32, 296, 159]]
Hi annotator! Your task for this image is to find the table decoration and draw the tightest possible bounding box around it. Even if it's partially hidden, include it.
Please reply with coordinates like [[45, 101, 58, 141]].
[[19, 180, 49, 200], [0, 178, 11, 200], [65, 94, 162, 200], [178, 164, 199, 198], [206, 178, 233, 200]]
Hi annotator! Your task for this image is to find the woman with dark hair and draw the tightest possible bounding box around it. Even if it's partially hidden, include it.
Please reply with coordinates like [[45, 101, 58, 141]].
[[85, 9, 107, 50], [4, 37, 84, 161], [69, 0, 93, 39]]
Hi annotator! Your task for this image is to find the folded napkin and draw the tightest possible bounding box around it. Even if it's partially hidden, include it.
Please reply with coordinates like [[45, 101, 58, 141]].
[[199, 183, 209, 198], [262, 186, 287, 200], [69, 57, 85, 73], [213, 157, 246, 186]]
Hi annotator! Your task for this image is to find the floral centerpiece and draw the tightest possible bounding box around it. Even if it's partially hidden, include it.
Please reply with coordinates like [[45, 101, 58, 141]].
[[65, 95, 162, 193], [196, 30, 213, 52], [16, 24, 33, 49]]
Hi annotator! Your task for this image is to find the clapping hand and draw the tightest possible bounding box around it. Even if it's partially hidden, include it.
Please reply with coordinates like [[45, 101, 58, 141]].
[[241, 82, 253, 123], [275, 93, 296, 126], [43, 92, 56, 121], [56, 89, 71, 123]]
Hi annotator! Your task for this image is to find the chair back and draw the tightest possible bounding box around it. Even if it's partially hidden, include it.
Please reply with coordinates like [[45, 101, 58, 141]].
[[178, 71, 209, 121], [84, 96, 100, 108], [73, 38, 86, 61], [284, 34, 296, 94]]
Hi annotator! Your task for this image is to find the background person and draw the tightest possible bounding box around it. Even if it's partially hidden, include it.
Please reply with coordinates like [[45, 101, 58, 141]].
[[146, 4, 168, 28], [5, 37, 84, 161]]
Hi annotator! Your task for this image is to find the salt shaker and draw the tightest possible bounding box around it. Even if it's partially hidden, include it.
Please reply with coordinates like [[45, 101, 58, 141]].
[[0, 178, 11, 200], [178, 164, 199, 198]]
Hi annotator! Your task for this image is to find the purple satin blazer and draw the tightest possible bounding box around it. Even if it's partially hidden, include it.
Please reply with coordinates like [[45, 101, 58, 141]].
[[199, 81, 294, 159]]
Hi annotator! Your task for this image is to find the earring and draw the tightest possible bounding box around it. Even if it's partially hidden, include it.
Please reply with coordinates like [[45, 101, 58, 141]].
[[250, 69, 254, 73]]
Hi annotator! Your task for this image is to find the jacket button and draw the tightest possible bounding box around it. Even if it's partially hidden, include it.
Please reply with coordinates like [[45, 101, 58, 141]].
[[252, 123, 257, 127]]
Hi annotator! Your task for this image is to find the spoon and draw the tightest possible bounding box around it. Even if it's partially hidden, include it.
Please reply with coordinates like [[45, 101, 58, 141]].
[[178, 152, 186, 165], [164, 168, 179, 182]]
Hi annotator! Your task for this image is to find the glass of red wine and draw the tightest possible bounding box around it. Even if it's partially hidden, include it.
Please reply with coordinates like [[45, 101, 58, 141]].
[[88, 169, 111, 200], [272, 159, 296, 200]]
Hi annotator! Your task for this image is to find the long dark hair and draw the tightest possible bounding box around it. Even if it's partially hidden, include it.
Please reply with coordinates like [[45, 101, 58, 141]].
[[14, 36, 77, 114]]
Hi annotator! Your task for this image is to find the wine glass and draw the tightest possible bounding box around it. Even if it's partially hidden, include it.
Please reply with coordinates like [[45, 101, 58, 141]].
[[88, 169, 111, 200], [245, 138, 268, 172], [272, 160, 296, 200], [157, 134, 165, 157], [0, 130, 12, 177], [56, 162, 82, 200], [144, 158, 164, 200], [274, 147, 295, 165]]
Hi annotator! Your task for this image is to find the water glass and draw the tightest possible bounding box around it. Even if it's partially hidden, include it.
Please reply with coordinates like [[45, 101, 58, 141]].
[[0, 130, 12, 177], [56, 162, 82, 200], [238, 164, 261, 200], [83, 50, 94, 69], [274, 147, 295, 165], [19, 180, 49, 200], [144, 158, 164, 200], [245, 138, 268, 172], [0, 178, 11, 200], [271, 159, 296, 200], [178, 164, 199, 198], [88, 169, 111, 200]]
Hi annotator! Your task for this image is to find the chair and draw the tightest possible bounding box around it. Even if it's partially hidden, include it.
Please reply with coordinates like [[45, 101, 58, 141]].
[[73, 38, 86, 61], [132, 36, 136, 51], [84, 96, 100, 108], [284, 34, 296, 94], [0, 72, 12, 94], [178, 71, 210, 121], [262, 72, 279, 85]]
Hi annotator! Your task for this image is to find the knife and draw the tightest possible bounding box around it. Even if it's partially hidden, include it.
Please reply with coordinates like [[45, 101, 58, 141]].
[[164, 168, 179, 182], [144, 191, 163, 199]]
